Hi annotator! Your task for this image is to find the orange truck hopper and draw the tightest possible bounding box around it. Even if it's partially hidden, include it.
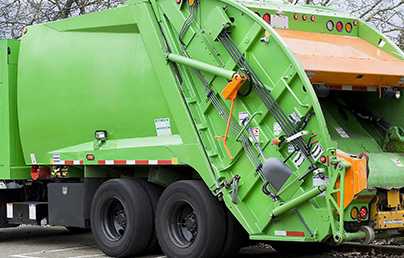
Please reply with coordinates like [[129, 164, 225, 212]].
[[277, 30, 404, 88]]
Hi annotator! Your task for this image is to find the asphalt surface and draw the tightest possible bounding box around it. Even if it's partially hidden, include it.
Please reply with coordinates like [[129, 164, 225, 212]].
[[0, 226, 341, 258]]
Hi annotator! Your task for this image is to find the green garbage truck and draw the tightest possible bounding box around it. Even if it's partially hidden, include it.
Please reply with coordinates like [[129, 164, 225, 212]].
[[1, 0, 404, 256]]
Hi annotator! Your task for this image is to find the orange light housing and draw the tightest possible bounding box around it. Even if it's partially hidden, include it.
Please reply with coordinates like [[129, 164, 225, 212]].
[[350, 207, 359, 219], [345, 22, 353, 33]]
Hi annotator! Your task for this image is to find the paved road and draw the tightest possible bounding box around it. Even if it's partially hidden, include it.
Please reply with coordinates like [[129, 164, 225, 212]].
[[0, 226, 336, 258]]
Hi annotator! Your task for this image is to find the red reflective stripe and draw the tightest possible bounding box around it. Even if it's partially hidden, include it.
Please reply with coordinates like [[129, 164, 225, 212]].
[[98, 160, 106, 165], [64, 160, 74, 165], [286, 231, 305, 237], [80, 160, 84, 165], [157, 160, 172, 165], [114, 160, 127, 165], [136, 160, 149, 165]]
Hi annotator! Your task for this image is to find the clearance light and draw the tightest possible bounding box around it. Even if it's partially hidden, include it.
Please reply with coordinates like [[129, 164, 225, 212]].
[[319, 156, 327, 164], [353, 20, 359, 26], [311, 15, 317, 22], [293, 14, 299, 20], [86, 153, 95, 161], [395, 89, 401, 99], [263, 13, 271, 24], [326, 20, 334, 31], [302, 15, 308, 21], [350, 207, 359, 219], [360, 207, 368, 219], [345, 22, 353, 33], [336, 21, 344, 32]]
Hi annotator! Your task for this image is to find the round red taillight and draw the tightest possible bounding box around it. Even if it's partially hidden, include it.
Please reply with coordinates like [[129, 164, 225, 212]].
[[360, 207, 368, 219], [263, 13, 271, 24], [336, 21, 344, 32], [319, 156, 327, 164]]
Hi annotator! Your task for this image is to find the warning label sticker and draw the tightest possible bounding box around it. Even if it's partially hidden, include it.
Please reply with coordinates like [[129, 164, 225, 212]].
[[273, 122, 282, 136], [250, 128, 260, 142], [239, 112, 249, 126], [30, 153, 37, 165], [155, 118, 172, 136], [270, 15, 289, 29]]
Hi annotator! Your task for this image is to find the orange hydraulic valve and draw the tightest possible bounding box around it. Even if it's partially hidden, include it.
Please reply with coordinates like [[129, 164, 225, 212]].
[[217, 73, 248, 160]]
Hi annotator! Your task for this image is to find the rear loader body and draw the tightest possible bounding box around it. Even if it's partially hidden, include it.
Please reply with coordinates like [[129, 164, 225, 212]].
[[0, 0, 403, 256]]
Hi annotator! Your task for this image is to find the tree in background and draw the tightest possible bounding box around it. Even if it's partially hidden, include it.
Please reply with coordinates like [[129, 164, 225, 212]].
[[292, 0, 403, 47], [0, 0, 122, 38], [0, 0, 403, 49]]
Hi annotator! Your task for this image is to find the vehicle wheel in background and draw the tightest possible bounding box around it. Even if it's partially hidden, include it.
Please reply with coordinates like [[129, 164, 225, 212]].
[[134, 179, 163, 253], [91, 178, 153, 258], [221, 210, 249, 257], [155, 180, 227, 258]]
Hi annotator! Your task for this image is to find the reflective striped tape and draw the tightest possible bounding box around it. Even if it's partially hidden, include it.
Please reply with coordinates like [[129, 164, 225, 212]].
[[274, 230, 305, 237], [52, 160, 84, 165], [97, 159, 177, 165], [328, 85, 377, 92], [51, 159, 178, 166]]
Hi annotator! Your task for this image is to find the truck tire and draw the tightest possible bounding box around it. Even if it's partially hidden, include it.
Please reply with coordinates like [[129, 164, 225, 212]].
[[155, 180, 226, 258], [135, 179, 163, 253], [221, 211, 249, 257], [90, 179, 153, 257]]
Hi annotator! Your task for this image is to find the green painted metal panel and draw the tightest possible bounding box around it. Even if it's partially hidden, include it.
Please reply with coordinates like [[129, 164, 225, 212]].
[[0, 40, 30, 180]]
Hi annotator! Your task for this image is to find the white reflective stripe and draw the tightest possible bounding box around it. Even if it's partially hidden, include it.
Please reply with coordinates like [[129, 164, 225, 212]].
[[105, 160, 114, 165], [6, 203, 13, 218], [367, 86, 377, 92], [73, 160, 81, 165], [29, 204, 36, 220], [149, 160, 158, 165], [53, 161, 65, 165], [126, 160, 136, 165], [274, 230, 287, 236]]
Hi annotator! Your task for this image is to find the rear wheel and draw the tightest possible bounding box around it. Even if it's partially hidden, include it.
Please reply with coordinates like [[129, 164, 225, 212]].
[[156, 180, 227, 258], [221, 211, 249, 257], [91, 178, 153, 257], [135, 179, 163, 253]]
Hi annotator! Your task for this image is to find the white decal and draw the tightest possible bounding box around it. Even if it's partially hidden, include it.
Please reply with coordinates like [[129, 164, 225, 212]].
[[289, 112, 301, 124], [293, 151, 306, 168], [7, 203, 13, 218], [30, 153, 37, 165], [335, 127, 350, 138], [238, 112, 249, 126], [250, 128, 260, 142], [311, 144, 324, 161], [392, 159, 404, 168], [154, 118, 172, 136], [52, 153, 61, 164], [288, 145, 295, 153], [273, 122, 282, 136], [271, 15, 289, 29], [29, 204, 36, 220]]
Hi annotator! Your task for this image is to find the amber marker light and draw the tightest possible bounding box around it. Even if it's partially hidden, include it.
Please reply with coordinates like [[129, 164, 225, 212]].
[[345, 22, 353, 33]]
